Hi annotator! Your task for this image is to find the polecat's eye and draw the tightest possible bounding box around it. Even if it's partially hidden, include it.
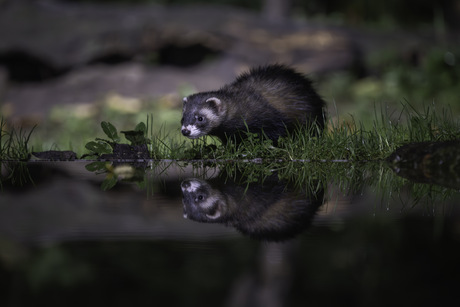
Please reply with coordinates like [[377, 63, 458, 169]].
[[198, 116, 204, 122]]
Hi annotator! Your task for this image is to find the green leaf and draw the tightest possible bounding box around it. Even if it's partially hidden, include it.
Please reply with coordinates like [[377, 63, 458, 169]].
[[135, 122, 146, 132], [121, 130, 146, 146], [101, 121, 120, 142], [85, 141, 113, 154]]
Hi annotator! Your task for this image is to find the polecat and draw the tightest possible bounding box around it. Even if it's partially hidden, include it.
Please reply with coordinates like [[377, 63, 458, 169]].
[[181, 64, 325, 144]]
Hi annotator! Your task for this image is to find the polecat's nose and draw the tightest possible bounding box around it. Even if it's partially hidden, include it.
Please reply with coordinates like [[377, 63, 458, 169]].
[[182, 128, 191, 136]]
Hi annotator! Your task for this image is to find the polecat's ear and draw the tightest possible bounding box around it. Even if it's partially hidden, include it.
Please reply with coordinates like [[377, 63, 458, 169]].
[[206, 97, 223, 115], [183, 97, 188, 103]]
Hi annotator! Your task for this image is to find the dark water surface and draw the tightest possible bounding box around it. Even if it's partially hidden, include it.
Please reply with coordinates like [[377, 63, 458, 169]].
[[1, 161, 459, 307]]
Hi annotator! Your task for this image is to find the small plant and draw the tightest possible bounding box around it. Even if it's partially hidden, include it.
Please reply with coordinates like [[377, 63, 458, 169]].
[[83, 121, 151, 159]]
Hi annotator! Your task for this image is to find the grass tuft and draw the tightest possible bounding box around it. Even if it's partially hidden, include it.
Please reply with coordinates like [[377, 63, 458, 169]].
[[0, 118, 35, 161]]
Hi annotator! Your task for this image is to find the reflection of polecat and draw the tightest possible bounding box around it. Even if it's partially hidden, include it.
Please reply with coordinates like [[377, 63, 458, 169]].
[[181, 64, 325, 144], [180, 175, 324, 241]]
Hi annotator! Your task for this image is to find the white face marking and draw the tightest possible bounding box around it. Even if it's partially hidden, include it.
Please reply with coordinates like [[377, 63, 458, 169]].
[[182, 124, 202, 138], [200, 108, 218, 123], [182, 180, 201, 193], [199, 195, 218, 209], [206, 210, 221, 220], [200, 195, 221, 219]]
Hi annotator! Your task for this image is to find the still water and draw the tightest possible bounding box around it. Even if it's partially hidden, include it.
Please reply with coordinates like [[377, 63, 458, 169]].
[[1, 160, 460, 306]]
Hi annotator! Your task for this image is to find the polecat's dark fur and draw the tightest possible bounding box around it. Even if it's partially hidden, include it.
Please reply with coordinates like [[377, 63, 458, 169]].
[[181, 64, 325, 144]]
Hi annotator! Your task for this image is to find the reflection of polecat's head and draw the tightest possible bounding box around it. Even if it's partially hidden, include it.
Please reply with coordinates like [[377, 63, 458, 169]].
[[181, 178, 228, 222], [180, 175, 325, 241], [180, 93, 226, 139]]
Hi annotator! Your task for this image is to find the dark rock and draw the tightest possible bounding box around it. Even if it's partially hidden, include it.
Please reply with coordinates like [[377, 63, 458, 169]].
[[99, 143, 150, 161], [31, 150, 77, 161], [387, 140, 460, 189]]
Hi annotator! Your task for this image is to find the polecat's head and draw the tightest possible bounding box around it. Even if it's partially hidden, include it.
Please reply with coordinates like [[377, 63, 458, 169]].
[[181, 93, 225, 139], [181, 178, 227, 222]]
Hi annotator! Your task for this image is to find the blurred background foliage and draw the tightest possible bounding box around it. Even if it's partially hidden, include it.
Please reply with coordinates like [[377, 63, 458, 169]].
[[2, 0, 460, 154], [317, 47, 460, 120], [64, 0, 460, 29]]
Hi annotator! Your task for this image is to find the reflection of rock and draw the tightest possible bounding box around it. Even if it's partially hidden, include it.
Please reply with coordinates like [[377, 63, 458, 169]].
[[181, 174, 324, 241], [387, 140, 460, 189]]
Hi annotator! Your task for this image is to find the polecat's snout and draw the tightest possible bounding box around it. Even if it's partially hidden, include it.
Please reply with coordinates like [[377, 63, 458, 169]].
[[181, 127, 191, 136]]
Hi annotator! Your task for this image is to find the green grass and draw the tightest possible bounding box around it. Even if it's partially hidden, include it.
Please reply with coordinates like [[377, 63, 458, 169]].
[[180, 102, 460, 162], [0, 118, 36, 188], [0, 117, 35, 161], [4, 101, 458, 163]]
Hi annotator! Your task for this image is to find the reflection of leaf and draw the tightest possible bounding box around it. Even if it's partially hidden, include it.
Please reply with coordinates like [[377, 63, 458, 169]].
[[136, 180, 146, 190], [101, 121, 120, 142], [101, 176, 117, 191], [85, 162, 108, 172], [85, 141, 112, 154]]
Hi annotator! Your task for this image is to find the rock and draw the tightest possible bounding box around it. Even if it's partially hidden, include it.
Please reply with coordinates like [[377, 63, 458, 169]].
[[387, 140, 460, 189], [0, 0, 359, 76], [31, 150, 77, 161], [99, 143, 150, 161], [0, 0, 361, 122]]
